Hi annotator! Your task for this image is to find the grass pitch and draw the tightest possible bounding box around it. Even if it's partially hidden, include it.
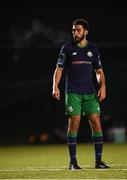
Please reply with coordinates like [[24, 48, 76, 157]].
[[0, 143, 127, 179]]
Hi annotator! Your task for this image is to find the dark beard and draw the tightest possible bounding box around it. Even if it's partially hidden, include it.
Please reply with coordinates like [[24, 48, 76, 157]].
[[73, 34, 85, 43]]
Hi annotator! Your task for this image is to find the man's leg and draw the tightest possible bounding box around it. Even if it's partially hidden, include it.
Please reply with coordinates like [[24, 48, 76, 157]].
[[88, 114, 110, 168], [67, 115, 81, 170]]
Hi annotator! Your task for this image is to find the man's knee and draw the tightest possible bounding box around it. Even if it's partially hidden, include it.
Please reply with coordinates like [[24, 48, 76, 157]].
[[88, 114, 102, 131], [68, 116, 80, 132]]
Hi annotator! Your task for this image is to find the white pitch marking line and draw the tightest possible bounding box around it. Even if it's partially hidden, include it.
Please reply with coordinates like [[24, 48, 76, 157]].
[[0, 164, 127, 172], [0, 168, 127, 171]]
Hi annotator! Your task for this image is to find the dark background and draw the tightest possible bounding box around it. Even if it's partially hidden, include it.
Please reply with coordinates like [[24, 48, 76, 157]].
[[0, 1, 127, 144]]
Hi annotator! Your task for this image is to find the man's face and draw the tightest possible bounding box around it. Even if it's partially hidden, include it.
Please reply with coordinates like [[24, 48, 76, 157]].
[[72, 24, 86, 43]]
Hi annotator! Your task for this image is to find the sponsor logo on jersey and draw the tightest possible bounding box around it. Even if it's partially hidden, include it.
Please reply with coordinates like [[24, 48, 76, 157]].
[[72, 60, 92, 65]]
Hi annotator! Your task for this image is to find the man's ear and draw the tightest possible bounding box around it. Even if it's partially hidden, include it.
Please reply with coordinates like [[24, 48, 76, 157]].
[[85, 30, 88, 35]]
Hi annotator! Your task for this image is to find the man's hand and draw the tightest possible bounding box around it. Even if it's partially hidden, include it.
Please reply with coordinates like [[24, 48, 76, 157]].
[[52, 87, 60, 100], [96, 68, 106, 101], [97, 86, 106, 101], [52, 67, 63, 101]]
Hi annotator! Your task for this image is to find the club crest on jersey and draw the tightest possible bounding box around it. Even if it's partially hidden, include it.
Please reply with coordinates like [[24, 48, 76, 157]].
[[87, 51, 93, 57]]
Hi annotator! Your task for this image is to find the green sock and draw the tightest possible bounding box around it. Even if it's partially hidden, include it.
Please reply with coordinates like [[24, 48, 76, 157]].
[[92, 132, 103, 163], [67, 132, 77, 164]]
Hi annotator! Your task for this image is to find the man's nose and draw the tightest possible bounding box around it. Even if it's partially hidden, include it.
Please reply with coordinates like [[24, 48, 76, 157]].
[[74, 31, 78, 36]]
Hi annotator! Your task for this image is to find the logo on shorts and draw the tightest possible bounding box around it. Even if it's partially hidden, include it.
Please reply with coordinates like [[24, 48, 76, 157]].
[[97, 107, 100, 111], [67, 106, 73, 112]]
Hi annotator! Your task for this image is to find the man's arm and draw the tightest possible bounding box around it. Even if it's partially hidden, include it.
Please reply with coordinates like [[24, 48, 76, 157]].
[[95, 68, 106, 101], [52, 66, 64, 100]]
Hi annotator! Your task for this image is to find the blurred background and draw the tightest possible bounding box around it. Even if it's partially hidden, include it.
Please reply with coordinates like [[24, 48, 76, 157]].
[[0, 0, 127, 145]]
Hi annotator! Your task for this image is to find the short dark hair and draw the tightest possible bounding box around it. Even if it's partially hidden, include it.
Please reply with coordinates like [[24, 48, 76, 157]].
[[72, 18, 89, 31]]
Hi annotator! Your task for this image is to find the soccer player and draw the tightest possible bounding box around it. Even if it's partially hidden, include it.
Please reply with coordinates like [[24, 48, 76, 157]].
[[52, 18, 110, 170]]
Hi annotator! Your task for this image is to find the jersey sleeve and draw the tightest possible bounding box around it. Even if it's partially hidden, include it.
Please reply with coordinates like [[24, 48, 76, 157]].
[[56, 44, 67, 68], [93, 46, 102, 69]]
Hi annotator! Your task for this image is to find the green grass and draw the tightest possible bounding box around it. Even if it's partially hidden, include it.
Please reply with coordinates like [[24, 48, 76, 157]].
[[0, 143, 127, 179]]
